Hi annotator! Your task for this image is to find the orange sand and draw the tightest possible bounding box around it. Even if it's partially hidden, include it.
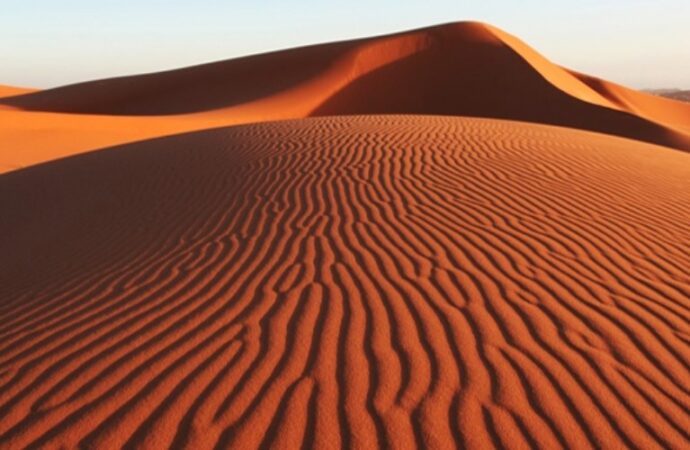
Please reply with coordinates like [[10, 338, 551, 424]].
[[1, 22, 690, 450], [0, 85, 35, 99], [2, 22, 690, 172]]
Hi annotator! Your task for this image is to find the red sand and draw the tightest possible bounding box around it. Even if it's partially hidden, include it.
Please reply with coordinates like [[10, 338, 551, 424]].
[[1, 22, 690, 450]]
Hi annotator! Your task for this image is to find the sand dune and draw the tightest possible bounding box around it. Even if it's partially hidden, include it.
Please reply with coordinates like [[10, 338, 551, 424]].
[[1, 115, 689, 449], [0, 85, 34, 99], [0, 109, 228, 172], [2, 21, 690, 164], [571, 71, 690, 133], [2, 20, 690, 449]]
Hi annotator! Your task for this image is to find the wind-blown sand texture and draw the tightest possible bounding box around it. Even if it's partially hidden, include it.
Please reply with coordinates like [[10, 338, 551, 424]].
[[1, 22, 690, 450], [2, 116, 690, 449]]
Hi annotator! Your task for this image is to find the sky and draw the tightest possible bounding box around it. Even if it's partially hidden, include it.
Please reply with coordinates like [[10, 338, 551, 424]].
[[2, 0, 689, 89]]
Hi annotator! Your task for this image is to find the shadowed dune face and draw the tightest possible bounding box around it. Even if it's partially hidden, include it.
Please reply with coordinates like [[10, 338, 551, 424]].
[[312, 29, 690, 151], [570, 71, 690, 133], [1, 116, 689, 449], [0, 44, 352, 116]]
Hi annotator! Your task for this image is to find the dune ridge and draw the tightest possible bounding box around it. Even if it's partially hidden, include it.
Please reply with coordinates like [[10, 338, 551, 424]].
[[0, 85, 35, 99], [2, 21, 690, 166], [1, 116, 689, 449], [570, 71, 690, 133]]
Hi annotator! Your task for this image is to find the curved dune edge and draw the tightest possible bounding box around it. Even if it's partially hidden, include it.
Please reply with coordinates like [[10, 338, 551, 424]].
[[0, 22, 644, 115], [0, 109, 230, 173], [2, 21, 690, 170], [1, 115, 689, 449], [0, 85, 35, 99], [568, 70, 690, 133]]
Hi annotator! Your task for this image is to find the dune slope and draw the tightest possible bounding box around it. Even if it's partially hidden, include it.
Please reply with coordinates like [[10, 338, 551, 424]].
[[1, 115, 689, 449], [2, 22, 689, 153], [0, 108, 243, 173], [0, 85, 35, 99], [570, 71, 690, 133]]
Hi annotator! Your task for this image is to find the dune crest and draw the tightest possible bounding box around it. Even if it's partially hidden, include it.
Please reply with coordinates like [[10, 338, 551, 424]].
[[0, 85, 35, 99], [570, 70, 690, 133], [2, 21, 690, 162], [1, 116, 689, 449]]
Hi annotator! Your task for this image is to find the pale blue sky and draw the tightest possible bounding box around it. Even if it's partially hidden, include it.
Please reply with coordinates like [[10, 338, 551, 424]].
[[2, 0, 689, 89]]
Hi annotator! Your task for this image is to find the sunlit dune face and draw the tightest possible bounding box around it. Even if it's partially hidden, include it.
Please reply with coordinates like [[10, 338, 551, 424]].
[[2, 116, 689, 449]]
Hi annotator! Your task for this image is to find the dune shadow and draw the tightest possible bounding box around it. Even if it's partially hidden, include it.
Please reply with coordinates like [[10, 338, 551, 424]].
[[0, 43, 351, 115], [310, 42, 689, 152]]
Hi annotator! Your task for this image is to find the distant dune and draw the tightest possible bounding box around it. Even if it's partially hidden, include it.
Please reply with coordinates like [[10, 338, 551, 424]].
[[2, 21, 690, 169], [1, 21, 690, 450], [1, 116, 689, 448], [655, 90, 690, 103], [0, 85, 35, 99], [570, 76, 690, 133]]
